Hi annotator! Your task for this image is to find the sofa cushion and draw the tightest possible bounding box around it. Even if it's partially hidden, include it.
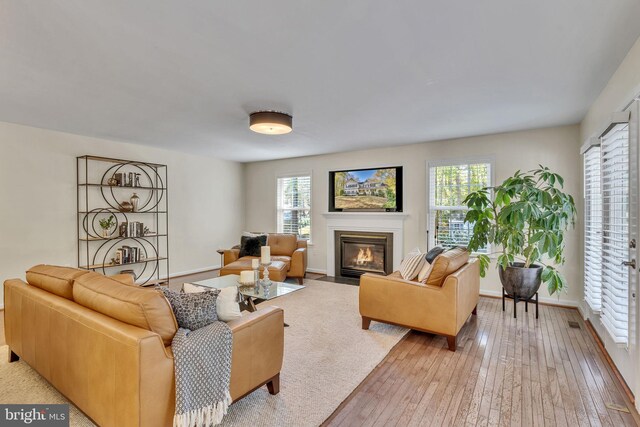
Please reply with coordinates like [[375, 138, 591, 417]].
[[239, 235, 267, 257], [425, 247, 470, 287], [73, 272, 178, 346], [183, 283, 242, 322], [417, 261, 433, 283], [399, 248, 425, 280], [158, 286, 220, 330], [424, 246, 446, 264], [267, 234, 297, 256], [26, 264, 89, 300], [271, 256, 291, 271]]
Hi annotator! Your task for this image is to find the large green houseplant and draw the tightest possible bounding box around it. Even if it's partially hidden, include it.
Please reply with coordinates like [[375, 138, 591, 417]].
[[463, 166, 577, 296]]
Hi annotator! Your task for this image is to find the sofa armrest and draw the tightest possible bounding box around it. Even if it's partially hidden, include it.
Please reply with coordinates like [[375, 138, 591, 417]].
[[226, 306, 284, 400], [288, 247, 307, 278], [223, 248, 240, 266], [359, 273, 458, 336], [296, 239, 307, 250]]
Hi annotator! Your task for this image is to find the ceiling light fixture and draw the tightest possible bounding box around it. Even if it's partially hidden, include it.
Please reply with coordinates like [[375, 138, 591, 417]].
[[249, 111, 293, 135]]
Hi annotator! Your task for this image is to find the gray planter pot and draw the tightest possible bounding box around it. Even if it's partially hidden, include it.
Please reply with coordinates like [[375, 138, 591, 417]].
[[498, 262, 543, 300]]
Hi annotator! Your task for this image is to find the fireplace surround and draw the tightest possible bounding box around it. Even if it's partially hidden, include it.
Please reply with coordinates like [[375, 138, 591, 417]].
[[335, 230, 393, 278]]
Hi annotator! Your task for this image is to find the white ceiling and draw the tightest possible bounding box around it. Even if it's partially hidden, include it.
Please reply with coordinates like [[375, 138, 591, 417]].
[[1, 1, 639, 162]]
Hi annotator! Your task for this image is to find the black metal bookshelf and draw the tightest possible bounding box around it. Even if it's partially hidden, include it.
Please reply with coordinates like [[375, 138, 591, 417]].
[[77, 155, 169, 286]]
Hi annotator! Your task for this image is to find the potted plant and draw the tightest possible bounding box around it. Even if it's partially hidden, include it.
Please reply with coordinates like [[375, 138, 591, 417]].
[[463, 166, 577, 298], [98, 215, 116, 238]]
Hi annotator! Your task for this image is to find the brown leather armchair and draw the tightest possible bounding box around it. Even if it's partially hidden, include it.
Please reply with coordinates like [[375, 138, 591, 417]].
[[359, 249, 480, 351], [222, 233, 307, 284]]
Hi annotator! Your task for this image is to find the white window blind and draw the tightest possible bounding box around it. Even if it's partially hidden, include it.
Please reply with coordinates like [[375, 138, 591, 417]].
[[600, 123, 629, 344], [583, 146, 602, 312], [277, 175, 311, 240], [429, 162, 491, 251]]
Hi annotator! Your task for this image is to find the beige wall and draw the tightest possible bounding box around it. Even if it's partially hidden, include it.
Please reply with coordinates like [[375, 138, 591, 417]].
[[0, 121, 244, 307], [581, 36, 640, 141], [245, 124, 582, 305]]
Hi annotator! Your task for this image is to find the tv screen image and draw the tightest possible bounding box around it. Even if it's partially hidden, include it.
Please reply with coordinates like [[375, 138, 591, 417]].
[[331, 167, 401, 211]]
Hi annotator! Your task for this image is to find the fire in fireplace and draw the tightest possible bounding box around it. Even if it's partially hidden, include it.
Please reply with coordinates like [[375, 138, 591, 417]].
[[335, 231, 393, 279]]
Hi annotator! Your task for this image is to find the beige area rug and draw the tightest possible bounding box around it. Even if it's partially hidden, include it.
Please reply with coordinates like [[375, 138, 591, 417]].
[[0, 279, 407, 426]]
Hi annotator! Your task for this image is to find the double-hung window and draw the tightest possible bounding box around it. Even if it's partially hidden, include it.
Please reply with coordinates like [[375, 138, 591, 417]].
[[276, 175, 311, 240], [428, 160, 492, 252]]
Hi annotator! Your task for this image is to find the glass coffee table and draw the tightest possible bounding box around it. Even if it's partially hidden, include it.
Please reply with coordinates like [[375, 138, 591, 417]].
[[187, 274, 304, 324]]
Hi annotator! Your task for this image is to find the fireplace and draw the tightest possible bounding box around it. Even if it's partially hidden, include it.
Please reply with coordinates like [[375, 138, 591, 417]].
[[335, 230, 393, 278]]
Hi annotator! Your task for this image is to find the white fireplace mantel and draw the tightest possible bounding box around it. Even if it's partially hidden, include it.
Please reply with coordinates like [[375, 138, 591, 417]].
[[321, 212, 408, 276]]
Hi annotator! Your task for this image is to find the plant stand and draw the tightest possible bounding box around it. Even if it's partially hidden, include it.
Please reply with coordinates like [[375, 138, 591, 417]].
[[502, 289, 538, 319]]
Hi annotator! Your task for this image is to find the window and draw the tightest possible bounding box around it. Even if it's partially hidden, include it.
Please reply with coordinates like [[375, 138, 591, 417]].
[[429, 161, 492, 251], [583, 145, 602, 312], [277, 175, 311, 240], [600, 123, 630, 344]]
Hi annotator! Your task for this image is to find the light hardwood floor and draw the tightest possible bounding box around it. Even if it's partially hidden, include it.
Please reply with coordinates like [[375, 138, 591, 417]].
[[323, 297, 640, 427], [2, 276, 638, 425]]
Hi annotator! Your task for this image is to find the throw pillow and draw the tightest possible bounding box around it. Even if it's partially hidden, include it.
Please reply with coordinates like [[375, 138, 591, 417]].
[[239, 235, 267, 257], [417, 261, 432, 283], [425, 246, 446, 264], [183, 283, 242, 322], [157, 286, 220, 330], [399, 249, 426, 281]]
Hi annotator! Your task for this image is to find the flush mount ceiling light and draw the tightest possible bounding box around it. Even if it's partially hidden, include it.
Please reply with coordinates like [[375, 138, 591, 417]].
[[249, 111, 293, 135]]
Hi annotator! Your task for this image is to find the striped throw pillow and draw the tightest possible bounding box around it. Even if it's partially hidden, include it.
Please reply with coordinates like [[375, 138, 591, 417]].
[[399, 250, 426, 280]]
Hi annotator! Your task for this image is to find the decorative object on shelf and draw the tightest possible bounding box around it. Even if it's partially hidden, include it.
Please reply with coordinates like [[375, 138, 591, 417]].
[[119, 221, 144, 237], [130, 193, 140, 212], [77, 155, 169, 286], [119, 201, 134, 212], [249, 111, 293, 135], [463, 165, 576, 314], [98, 215, 116, 238], [114, 173, 124, 186]]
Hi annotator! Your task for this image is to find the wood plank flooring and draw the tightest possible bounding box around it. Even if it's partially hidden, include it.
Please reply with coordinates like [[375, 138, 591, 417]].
[[2, 273, 638, 426], [323, 297, 640, 427]]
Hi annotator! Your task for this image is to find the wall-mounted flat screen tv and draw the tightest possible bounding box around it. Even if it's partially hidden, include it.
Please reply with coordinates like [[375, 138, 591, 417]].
[[329, 166, 403, 212]]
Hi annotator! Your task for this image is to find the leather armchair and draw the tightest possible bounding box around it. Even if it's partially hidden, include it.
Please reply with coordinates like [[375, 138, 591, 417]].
[[359, 258, 480, 351], [222, 234, 307, 284]]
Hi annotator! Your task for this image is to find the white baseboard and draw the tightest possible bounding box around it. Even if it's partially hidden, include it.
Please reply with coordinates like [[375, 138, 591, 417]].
[[169, 265, 221, 278], [479, 289, 580, 308], [306, 268, 327, 275]]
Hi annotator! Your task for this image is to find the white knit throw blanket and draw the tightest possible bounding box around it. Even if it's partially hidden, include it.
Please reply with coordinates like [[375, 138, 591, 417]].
[[172, 321, 233, 427]]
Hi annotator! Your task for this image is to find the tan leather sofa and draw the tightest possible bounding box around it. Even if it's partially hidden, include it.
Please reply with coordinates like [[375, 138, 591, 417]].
[[222, 233, 307, 284], [359, 248, 480, 351], [3, 265, 284, 427]]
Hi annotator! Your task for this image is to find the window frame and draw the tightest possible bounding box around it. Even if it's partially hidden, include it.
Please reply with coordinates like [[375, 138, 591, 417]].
[[426, 156, 495, 253], [276, 172, 312, 243]]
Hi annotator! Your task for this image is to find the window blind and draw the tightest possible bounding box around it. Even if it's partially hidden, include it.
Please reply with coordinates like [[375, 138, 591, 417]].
[[277, 175, 311, 240], [600, 123, 629, 344], [429, 162, 491, 251], [583, 146, 602, 312]]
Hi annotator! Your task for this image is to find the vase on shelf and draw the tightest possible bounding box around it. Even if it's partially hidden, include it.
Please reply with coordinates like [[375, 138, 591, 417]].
[[101, 228, 110, 238], [130, 193, 139, 212]]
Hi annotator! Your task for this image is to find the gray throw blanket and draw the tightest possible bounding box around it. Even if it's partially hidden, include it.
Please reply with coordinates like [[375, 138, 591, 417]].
[[172, 321, 233, 427]]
